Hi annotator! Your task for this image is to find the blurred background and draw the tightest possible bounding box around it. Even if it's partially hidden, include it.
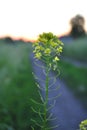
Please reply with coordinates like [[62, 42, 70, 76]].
[[0, 0, 87, 130]]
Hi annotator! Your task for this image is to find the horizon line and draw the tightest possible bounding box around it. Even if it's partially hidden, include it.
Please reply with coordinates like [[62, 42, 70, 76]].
[[0, 31, 70, 42]]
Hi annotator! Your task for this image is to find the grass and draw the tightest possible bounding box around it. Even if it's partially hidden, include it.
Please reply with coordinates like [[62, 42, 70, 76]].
[[58, 59, 87, 109], [59, 36, 87, 109], [0, 42, 41, 130], [1, 36, 87, 129], [63, 36, 87, 62]]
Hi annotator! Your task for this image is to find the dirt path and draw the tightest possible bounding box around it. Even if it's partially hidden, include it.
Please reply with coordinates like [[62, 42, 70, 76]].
[[30, 53, 87, 130]]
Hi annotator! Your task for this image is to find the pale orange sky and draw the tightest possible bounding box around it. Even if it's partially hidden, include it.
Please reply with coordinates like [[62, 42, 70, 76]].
[[0, 0, 87, 40]]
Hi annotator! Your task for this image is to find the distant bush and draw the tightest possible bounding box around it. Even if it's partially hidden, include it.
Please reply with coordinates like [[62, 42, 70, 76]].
[[70, 14, 86, 38], [4, 37, 14, 44]]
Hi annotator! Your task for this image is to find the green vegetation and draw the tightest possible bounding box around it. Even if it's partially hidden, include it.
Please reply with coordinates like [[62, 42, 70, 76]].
[[59, 60, 87, 95], [0, 35, 87, 129], [0, 42, 41, 130], [58, 35, 87, 109], [63, 36, 87, 62]]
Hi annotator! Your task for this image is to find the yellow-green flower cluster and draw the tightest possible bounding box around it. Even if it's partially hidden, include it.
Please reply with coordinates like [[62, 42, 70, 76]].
[[33, 32, 63, 70], [79, 119, 87, 130], [33, 32, 63, 60]]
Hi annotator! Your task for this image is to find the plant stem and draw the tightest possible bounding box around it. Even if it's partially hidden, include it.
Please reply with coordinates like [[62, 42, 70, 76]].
[[42, 61, 49, 130]]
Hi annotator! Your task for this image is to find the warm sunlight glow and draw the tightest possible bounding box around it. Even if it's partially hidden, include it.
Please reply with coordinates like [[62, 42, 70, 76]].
[[0, 0, 87, 40]]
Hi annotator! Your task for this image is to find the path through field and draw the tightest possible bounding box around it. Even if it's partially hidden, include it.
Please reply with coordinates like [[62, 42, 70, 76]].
[[30, 53, 87, 130]]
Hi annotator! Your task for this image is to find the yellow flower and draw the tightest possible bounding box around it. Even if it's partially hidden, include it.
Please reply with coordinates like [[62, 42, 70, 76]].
[[35, 52, 42, 59], [54, 56, 60, 61], [57, 46, 63, 53], [57, 40, 64, 46], [33, 46, 40, 53], [33, 45, 44, 53], [79, 119, 87, 130], [38, 38, 48, 43], [44, 48, 51, 55], [50, 41, 58, 47], [35, 46, 41, 50], [33, 32, 64, 62]]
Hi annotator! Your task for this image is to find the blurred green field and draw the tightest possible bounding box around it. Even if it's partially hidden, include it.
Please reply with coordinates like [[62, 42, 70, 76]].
[[59, 36, 87, 109], [58, 60, 87, 108], [63, 36, 87, 62], [0, 42, 41, 130], [0, 36, 87, 130]]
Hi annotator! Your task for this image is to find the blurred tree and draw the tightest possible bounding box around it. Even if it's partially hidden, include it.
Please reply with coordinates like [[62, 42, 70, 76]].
[[70, 14, 86, 38], [4, 37, 14, 44]]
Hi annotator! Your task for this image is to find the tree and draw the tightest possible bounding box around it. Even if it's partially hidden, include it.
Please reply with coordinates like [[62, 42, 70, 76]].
[[70, 14, 86, 38]]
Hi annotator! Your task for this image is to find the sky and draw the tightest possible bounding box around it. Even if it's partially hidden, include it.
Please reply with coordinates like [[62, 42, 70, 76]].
[[0, 0, 87, 41]]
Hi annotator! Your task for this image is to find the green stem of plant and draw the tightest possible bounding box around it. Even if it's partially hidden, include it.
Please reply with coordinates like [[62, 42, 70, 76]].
[[42, 60, 49, 130]]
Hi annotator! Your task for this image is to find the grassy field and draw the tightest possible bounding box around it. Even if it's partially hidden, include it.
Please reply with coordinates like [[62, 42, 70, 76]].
[[58, 60, 87, 108], [63, 36, 87, 62], [0, 36, 87, 129], [0, 42, 41, 130], [58, 36, 87, 109]]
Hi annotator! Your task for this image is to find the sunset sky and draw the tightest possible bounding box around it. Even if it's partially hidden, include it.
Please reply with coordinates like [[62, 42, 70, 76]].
[[0, 0, 87, 40]]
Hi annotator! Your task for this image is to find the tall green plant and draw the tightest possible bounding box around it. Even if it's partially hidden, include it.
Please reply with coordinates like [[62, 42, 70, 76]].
[[31, 32, 63, 130]]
